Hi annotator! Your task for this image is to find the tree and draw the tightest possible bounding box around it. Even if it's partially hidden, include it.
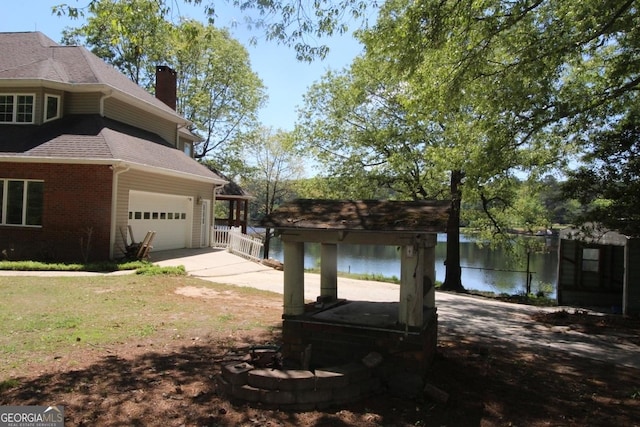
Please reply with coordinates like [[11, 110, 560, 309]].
[[297, 61, 450, 201], [240, 127, 303, 258], [171, 19, 267, 161], [297, 7, 562, 291], [59, 0, 266, 166], [562, 109, 640, 237], [55, 0, 377, 61], [347, 0, 639, 289], [60, 0, 173, 86]]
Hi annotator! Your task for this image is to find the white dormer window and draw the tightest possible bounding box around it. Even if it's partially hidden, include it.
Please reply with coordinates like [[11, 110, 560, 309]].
[[183, 142, 193, 158], [0, 94, 35, 124], [44, 94, 61, 122]]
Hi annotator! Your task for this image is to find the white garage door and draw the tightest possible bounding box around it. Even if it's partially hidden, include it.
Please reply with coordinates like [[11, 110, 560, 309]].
[[128, 191, 191, 251]]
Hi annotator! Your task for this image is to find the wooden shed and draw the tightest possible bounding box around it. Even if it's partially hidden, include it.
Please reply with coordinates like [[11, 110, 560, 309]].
[[557, 226, 640, 315], [262, 199, 450, 372]]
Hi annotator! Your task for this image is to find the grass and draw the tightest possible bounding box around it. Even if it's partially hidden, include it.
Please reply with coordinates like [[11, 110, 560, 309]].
[[0, 274, 280, 377], [0, 259, 185, 276], [0, 260, 149, 272], [304, 267, 401, 284]]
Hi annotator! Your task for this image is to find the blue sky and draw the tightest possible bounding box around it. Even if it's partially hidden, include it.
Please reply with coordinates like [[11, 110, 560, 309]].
[[2, 1, 365, 131]]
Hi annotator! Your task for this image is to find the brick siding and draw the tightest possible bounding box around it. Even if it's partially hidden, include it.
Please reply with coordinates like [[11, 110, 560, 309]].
[[0, 162, 113, 262]]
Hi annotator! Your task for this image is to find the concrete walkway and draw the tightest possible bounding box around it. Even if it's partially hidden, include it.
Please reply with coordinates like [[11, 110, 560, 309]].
[[152, 248, 640, 369]]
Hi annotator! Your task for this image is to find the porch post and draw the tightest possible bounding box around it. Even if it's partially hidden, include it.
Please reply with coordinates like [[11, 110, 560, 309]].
[[399, 240, 424, 327], [320, 243, 338, 300], [235, 199, 242, 228], [227, 200, 235, 227], [242, 199, 249, 233], [283, 241, 305, 316]]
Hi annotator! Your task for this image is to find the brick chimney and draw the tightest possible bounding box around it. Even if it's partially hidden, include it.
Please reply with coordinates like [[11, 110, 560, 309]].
[[155, 65, 177, 110]]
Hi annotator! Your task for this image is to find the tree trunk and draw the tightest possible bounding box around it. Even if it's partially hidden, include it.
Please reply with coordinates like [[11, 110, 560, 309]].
[[263, 227, 271, 259], [442, 170, 466, 292]]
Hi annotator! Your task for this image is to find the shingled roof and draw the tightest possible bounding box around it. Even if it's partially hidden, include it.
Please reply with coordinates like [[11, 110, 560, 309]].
[[0, 115, 224, 183], [0, 32, 181, 121], [263, 199, 450, 233], [0, 32, 223, 183]]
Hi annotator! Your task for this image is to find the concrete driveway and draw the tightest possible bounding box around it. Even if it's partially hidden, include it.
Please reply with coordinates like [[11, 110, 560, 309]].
[[151, 248, 640, 369]]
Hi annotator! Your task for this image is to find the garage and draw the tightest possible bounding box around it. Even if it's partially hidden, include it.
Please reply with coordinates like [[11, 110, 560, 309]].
[[128, 190, 192, 251]]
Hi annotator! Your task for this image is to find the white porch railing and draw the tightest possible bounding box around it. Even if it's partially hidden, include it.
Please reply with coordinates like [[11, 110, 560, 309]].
[[211, 226, 263, 262]]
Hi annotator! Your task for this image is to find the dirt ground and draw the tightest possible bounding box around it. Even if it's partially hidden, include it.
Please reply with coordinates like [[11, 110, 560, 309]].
[[2, 288, 639, 427]]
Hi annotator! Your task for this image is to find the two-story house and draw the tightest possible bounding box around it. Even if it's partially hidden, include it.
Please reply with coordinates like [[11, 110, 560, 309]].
[[0, 31, 227, 262]]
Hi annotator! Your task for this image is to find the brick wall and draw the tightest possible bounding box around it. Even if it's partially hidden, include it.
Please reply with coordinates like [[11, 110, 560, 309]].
[[0, 162, 113, 262]]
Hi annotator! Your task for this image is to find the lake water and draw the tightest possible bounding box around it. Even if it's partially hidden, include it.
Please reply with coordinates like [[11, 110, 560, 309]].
[[265, 233, 559, 298]]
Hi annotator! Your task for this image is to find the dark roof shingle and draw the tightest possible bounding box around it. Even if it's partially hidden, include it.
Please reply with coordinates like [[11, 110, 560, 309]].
[[0, 115, 223, 182], [0, 32, 178, 118]]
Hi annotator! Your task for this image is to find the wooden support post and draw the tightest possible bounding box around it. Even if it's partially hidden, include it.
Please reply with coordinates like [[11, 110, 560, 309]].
[[283, 241, 305, 316], [399, 240, 424, 327], [235, 199, 242, 228], [320, 243, 338, 300], [227, 200, 234, 227], [242, 200, 249, 233]]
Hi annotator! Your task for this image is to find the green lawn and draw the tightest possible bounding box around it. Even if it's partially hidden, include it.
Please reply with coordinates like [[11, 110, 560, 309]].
[[0, 274, 280, 377]]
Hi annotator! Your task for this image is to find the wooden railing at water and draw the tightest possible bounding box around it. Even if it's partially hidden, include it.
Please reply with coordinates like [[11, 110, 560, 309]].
[[211, 226, 263, 262]]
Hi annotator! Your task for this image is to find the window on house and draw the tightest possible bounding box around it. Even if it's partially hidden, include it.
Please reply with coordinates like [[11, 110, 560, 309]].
[[44, 94, 61, 122], [582, 248, 600, 272], [0, 179, 44, 226], [183, 142, 192, 158], [0, 94, 35, 123]]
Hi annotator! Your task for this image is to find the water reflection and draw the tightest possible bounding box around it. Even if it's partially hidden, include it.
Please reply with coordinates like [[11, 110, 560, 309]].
[[266, 233, 558, 297]]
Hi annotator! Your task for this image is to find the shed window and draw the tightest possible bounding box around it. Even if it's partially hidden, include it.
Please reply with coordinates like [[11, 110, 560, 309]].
[[582, 248, 600, 272], [0, 179, 44, 226]]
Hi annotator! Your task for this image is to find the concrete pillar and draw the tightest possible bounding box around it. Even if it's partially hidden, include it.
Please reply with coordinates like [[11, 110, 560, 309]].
[[423, 234, 437, 309], [320, 243, 338, 300], [399, 241, 424, 327], [283, 241, 305, 316]]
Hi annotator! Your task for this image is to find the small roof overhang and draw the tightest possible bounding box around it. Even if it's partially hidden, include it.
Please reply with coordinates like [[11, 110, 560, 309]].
[[559, 225, 630, 246]]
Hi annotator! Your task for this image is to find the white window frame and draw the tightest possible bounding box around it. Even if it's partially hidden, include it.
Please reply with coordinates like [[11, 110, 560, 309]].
[[0, 179, 44, 227], [0, 94, 35, 124], [44, 94, 61, 122]]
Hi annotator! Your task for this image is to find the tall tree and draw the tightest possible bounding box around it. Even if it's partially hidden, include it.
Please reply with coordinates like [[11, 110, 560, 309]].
[[60, 0, 173, 86], [352, 0, 639, 289], [299, 36, 542, 291], [241, 128, 304, 258], [171, 19, 267, 161], [298, 62, 450, 201], [59, 0, 266, 166]]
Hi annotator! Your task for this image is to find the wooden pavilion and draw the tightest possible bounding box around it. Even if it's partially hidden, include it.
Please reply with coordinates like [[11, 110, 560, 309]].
[[212, 170, 252, 234]]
